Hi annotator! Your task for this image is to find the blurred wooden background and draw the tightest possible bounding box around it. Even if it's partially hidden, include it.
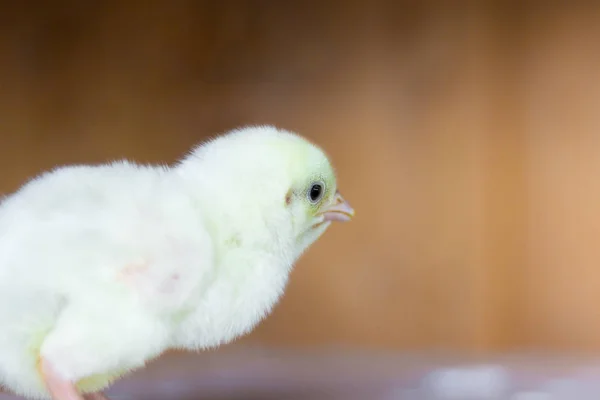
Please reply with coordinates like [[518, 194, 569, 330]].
[[1, 1, 599, 355]]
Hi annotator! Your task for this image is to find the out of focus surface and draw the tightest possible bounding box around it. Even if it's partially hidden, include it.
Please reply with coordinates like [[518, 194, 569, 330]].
[[2, 1, 600, 398]]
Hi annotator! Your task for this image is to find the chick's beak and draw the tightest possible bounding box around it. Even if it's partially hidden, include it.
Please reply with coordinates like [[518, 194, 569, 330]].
[[320, 191, 355, 222]]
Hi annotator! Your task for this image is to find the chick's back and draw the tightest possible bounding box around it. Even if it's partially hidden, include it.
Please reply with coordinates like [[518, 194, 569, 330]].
[[0, 160, 214, 309]]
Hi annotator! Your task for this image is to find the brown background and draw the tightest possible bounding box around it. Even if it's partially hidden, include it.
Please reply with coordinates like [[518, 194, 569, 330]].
[[1, 1, 600, 357]]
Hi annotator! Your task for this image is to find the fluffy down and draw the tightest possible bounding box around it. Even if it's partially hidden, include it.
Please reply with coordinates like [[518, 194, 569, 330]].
[[0, 125, 353, 399]]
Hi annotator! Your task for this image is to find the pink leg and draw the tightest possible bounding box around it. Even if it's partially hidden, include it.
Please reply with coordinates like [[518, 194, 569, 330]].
[[39, 357, 84, 400]]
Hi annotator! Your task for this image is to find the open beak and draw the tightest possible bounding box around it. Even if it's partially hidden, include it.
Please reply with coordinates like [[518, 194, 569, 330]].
[[320, 191, 355, 222]]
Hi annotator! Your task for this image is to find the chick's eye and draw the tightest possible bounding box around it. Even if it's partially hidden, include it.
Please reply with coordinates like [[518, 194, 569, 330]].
[[308, 182, 324, 203]]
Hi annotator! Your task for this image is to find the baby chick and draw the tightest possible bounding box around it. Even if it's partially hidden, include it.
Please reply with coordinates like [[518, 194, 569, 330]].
[[0, 125, 354, 400]]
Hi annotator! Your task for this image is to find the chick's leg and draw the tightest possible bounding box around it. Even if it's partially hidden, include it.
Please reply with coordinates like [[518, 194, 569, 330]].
[[38, 302, 168, 400], [41, 357, 112, 400], [40, 357, 84, 400]]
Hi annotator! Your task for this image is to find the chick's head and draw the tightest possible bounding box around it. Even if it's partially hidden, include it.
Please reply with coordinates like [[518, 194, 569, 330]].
[[180, 125, 354, 255], [280, 134, 354, 254]]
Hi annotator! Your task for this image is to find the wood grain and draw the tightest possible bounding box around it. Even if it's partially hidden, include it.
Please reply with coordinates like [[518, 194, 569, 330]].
[[0, 1, 599, 359]]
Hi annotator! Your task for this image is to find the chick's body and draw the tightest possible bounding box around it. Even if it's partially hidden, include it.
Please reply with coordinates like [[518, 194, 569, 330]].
[[0, 126, 353, 400]]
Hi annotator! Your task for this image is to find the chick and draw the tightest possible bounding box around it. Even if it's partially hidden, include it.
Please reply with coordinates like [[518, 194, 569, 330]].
[[0, 125, 354, 400]]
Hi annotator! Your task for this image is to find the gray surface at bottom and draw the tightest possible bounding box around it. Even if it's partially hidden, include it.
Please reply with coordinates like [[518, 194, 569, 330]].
[[2, 349, 600, 399]]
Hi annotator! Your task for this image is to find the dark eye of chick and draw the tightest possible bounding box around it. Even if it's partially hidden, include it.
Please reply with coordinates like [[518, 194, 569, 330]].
[[308, 182, 324, 203]]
